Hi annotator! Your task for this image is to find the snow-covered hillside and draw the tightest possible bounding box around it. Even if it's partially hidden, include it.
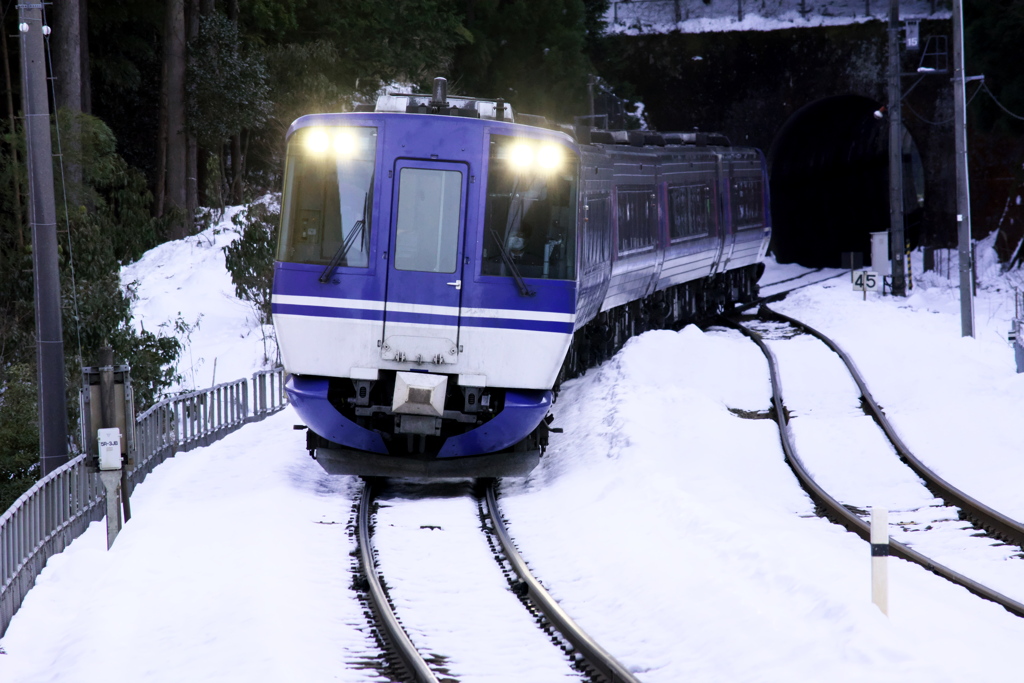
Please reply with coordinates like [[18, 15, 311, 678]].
[[120, 204, 279, 395]]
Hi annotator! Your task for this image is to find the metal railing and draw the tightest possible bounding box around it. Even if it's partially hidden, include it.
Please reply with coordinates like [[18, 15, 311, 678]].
[[0, 366, 288, 636]]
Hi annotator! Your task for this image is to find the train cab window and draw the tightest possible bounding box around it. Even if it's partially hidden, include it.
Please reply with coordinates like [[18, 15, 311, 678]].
[[394, 168, 462, 273], [482, 134, 578, 280], [616, 186, 657, 254], [668, 183, 713, 240], [277, 126, 377, 267]]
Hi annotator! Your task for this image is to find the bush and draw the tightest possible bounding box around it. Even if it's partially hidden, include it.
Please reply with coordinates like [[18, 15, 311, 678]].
[[0, 364, 40, 512], [224, 201, 279, 326]]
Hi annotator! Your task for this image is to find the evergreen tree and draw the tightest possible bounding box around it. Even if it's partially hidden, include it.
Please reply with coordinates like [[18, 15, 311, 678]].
[[186, 12, 272, 208], [452, 0, 598, 121], [0, 111, 181, 509]]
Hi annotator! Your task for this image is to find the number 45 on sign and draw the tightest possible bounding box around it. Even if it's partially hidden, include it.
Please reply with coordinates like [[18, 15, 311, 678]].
[[852, 270, 881, 299]]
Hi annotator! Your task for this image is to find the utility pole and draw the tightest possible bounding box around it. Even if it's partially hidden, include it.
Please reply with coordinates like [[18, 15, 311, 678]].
[[18, 4, 69, 475], [952, 0, 975, 337], [887, 0, 907, 296]]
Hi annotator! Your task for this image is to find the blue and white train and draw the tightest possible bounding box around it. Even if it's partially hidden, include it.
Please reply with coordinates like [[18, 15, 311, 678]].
[[272, 79, 770, 478]]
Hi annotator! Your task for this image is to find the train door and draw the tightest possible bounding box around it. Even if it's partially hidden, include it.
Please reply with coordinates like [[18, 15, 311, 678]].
[[707, 153, 729, 274], [719, 157, 745, 270], [380, 159, 468, 365]]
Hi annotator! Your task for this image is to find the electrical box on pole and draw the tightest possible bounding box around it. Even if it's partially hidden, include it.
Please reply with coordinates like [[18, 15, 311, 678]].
[[97, 428, 122, 471], [870, 231, 892, 277], [18, 3, 69, 475]]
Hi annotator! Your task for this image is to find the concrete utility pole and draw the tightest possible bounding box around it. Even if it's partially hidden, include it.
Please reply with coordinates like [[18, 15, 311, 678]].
[[887, 0, 907, 296], [18, 3, 69, 475], [952, 0, 975, 337]]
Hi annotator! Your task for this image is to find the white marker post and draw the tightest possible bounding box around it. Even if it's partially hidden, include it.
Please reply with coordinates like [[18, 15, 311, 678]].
[[871, 507, 889, 616]]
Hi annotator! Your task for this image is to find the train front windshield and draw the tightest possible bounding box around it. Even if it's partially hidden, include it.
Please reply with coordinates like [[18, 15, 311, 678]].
[[277, 126, 377, 267], [482, 135, 577, 281]]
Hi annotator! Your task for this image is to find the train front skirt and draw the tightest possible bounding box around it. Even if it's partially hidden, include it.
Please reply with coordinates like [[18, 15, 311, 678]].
[[286, 375, 549, 477]]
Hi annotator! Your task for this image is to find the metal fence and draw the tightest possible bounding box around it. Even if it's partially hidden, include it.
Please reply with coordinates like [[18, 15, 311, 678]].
[[0, 366, 288, 637]]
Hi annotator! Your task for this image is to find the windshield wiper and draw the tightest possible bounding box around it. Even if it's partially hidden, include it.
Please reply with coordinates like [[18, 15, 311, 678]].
[[319, 218, 365, 282], [489, 227, 534, 297], [491, 177, 534, 297], [319, 192, 369, 283]]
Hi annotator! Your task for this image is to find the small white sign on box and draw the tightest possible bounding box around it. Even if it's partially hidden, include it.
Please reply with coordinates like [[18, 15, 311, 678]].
[[97, 427, 122, 470], [852, 270, 881, 293]]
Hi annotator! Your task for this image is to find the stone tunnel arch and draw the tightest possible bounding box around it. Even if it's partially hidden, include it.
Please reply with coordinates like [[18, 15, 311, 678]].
[[769, 95, 925, 267]]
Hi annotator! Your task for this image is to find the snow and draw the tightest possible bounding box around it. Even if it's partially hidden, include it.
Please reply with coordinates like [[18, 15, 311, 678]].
[[606, 0, 951, 36], [120, 203, 279, 395], [4, 215, 1024, 681]]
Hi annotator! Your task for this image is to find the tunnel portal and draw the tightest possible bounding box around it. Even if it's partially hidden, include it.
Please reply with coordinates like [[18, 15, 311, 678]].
[[769, 95, 923, 268]]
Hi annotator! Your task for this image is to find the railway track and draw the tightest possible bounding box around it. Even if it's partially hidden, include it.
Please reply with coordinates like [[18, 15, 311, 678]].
[[354, 479, 443, 683], [478, 480, 640, 683], [726, 305, 1024, 617], [352, 479, 640, 683], [756, 267, 848, 300]]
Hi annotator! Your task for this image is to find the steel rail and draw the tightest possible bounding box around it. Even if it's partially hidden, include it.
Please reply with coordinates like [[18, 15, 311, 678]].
[[726, 313, 1024, 619], [760, 305, 1024, 548], [747, 269, 849, 307], [758, 267, 825, 289], [483, 482, 641, 683], [355, 481, 439, 683]]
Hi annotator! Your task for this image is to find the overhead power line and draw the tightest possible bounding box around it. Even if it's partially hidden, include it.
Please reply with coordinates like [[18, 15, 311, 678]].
[[981, 82, 1024, 122], [903, 82, 982, 126]]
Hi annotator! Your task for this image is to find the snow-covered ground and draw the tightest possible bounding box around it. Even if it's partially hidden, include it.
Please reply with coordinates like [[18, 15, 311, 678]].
[[606, 0, 950, 35], [3, 215, 1024, 681]]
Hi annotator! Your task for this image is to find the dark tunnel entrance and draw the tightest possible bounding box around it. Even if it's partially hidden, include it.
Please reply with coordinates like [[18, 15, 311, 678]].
[[769, 95, 924, 267]]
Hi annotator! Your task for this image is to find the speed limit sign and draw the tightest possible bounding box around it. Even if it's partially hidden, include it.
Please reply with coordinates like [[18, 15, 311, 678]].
[[853, 270, 881, 293]]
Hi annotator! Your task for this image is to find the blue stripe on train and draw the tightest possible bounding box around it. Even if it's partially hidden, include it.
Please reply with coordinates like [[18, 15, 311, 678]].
[[274, 263, 577, 316], [272, 303, 383, 321], [460, 316, 573, 334], [272, 303, 574, 334]]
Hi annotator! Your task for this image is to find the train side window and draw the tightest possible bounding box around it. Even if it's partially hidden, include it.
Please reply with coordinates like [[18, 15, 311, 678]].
[[616, 186, 657, 254], [482, 134, 578, 281], [277, 126, 377, 268], [582, 194, 610, 269], [668, 183, 713, 241], [731, 176, 765, 230]]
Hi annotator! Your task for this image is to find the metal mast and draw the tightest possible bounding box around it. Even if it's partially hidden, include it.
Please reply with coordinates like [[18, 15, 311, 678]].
[[952, 0, 975, 337], [887, 0, 907, 296], [18, 4, 68, 475]]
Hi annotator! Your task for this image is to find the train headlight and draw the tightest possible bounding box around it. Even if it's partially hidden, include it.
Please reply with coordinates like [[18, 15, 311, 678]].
[[333, 129, 359, 157], [508, 142, 534, 171], [537, 143, 563, 172], [505, 141, 563, 174], [304, 128, 331, 154]]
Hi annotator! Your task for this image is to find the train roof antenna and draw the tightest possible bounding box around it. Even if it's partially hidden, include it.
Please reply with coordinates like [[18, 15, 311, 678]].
[[432, 77, 447, 107]]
